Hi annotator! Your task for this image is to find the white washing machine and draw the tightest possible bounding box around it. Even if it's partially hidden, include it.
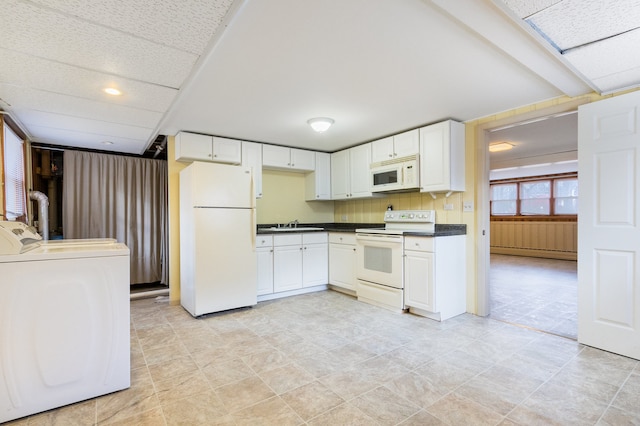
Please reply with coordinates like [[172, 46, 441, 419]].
[[0, 222, 130, 423]]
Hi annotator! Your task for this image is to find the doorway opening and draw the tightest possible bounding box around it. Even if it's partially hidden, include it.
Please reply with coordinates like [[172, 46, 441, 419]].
[[479, 107, 580, 339]]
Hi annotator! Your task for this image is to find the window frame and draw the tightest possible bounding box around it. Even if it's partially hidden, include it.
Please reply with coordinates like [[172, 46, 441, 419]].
[[1, 118, 28, 222], [490, 172, 578, 219]]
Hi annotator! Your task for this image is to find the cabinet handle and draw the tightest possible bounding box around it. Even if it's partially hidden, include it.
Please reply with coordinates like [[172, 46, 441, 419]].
[[291, 163, 295, 167], [388, 154, 393, 158]]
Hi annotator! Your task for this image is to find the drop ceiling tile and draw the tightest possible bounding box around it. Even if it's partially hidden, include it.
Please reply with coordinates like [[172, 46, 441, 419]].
[[591, 67, 640, 93], [16, 109, 154, 142], [526, 0, 640, 51], [25, 124, 147, 154], [0, 49, 178, 112], [0, 84, 162, 128], [563, 29, 640, 84], [30, 0, 235, 55], [498, 0, 562, 19], [0, 0, 197, 88]]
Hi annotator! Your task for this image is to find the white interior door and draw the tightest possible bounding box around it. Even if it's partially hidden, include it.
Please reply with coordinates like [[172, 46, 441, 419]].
[[578, 90, 640, 360]]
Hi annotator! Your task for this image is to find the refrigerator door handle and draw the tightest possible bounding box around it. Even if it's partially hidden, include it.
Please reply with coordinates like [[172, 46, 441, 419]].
[[251, 208, 256, 250]]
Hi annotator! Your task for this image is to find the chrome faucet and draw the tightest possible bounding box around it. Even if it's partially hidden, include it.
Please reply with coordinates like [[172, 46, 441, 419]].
[[286, 219, 299, 228]]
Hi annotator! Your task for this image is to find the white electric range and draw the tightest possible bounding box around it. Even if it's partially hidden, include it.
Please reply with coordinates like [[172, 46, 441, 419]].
[[354, 210, 435, 311]]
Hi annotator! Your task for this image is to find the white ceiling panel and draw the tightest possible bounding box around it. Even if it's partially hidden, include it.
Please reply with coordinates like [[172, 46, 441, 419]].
[[0, 84, 162, 129], [499, 0, 562, 18], [526, 0, 640, 51], [0, 49, 178, 112], [30, 0, 235, 55], [25, 124, 147, 154], [563, 28, 640, 80], [0, 0, 197, 88], [16, 110, 153, 142]]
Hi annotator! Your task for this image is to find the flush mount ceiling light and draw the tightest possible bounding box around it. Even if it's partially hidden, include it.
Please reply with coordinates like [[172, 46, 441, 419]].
[[104, 87, 121, 96], [489, 142, 514, 152], [101, 140, 114, 145], [307, 117, 334, 133]]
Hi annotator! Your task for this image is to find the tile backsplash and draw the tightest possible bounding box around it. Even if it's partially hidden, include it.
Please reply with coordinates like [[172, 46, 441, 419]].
[[334, 191, 464, 224]]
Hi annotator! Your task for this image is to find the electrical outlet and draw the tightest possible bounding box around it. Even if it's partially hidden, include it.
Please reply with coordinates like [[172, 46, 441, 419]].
[[444, 203, 454, 211], [341, 214, 348, 221], [463, 201, 474, 212]]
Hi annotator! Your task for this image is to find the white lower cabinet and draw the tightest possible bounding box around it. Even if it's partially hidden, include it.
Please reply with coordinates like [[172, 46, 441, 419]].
[[256, 236, 273, 296], [404, 235, 466, 321], [328, 233, 357, 291], [302, 234, 329, 287], [263, 232, 328, 296]]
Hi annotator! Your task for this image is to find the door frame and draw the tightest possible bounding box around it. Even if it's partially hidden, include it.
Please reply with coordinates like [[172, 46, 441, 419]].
[[475, 98, 589, 316]]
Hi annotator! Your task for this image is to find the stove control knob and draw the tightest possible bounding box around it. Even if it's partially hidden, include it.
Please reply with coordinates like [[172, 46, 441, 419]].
[[408, 213, 415, 219]]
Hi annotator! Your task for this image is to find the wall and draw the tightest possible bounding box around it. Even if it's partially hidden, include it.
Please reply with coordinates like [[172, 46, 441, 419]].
[[257, 170, 334, 224], [490, 220, 577, 260]]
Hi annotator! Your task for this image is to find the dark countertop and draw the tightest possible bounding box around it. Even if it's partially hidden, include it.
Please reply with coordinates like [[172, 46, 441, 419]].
[[257, 223, 466, 236]]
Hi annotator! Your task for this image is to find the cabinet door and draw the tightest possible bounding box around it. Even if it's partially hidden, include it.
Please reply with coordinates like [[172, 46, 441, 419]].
[[349, 143, 372, 198], [393, 129, 419, 158], [273, 245, 302, 292], [306, 152, 331, 200], [331, 150, 350, 199], [329, 243, 356, 290], [256, 247, 274, 295], [242, 141, 263, 198], [404, 250, 435, 312], [212, 137, 242, 164], [419, 120, 465, 192], [302, 243, 328, 287], [262, 145, 291, 169], [371, 137, 394, 162], [291, 148, 315, 171], [175, 132, 213, 161]]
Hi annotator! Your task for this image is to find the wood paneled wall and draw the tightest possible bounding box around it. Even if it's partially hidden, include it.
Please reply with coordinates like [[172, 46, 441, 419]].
[[490, 221, 577, 260]]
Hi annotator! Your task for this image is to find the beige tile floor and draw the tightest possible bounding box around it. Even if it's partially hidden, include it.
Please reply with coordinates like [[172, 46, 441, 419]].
[[489, 254, 578, 339], [7, 289, 639, 425]]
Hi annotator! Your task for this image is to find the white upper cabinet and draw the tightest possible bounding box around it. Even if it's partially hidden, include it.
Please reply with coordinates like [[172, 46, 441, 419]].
[[305, 152, 331, 200], [262, 145, 315, 171], [419, 120, 465, 193], [175, 132, 241, 164], [331, 143, 373, 199], [212, 137, 242, 164], [241, 141, 263, 198], [371, 129, 419, 163]]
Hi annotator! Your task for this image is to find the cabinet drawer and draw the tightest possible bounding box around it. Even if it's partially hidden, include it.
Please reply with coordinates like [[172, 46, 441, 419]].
[[256, 235, 273, 248], [329, 233, 356, 245], [274, 234, 302, 246], [303, 232, 328, 244], [404, 236, 434, 252]]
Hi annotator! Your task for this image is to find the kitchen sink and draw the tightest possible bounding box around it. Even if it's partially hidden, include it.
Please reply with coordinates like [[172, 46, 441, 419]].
[[267, 227, 324, 232]]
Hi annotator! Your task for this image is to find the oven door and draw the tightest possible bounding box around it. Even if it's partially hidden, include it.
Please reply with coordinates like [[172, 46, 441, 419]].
[[356, 233, 403, 288]]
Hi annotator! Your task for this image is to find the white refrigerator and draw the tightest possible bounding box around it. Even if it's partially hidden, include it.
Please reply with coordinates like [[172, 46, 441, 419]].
[[179, 161, 257, 317]]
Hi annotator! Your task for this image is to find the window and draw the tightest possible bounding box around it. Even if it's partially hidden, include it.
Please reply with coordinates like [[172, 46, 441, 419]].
[[2, 124, 27, 221], [491, 183, 517, 215], [554, 178, 578, 214], [490, 174, 577, 217], [520, 180, 550, 215]]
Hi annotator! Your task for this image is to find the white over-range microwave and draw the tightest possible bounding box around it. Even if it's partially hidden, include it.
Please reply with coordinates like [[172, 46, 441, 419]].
[[370, 154, 420, 192]]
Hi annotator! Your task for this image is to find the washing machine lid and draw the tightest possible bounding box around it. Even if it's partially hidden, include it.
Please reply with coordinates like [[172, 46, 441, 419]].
[[0, 238, 129, 262]]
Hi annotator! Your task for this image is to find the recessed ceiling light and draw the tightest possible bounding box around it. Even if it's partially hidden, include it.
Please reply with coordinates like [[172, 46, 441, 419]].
[[488, 142, 513, 152], [101, 141, 114, 145], [104, 87, 121, 96], [307, 117, 334, 133]]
